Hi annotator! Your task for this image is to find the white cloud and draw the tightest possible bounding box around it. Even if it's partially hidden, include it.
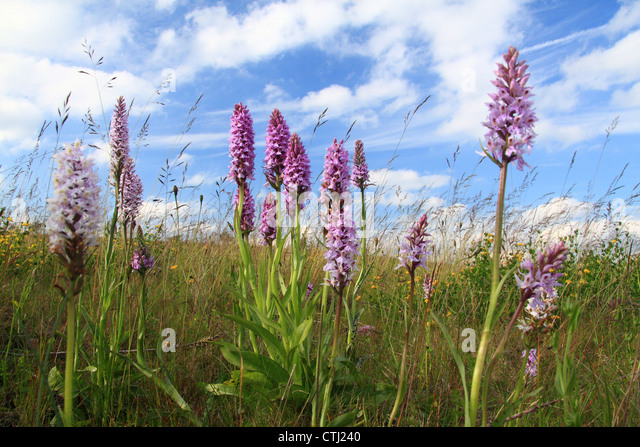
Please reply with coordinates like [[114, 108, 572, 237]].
[[155, 0, 177, 12], [186, 172, 218, 187], [145, 132, 229, 151], [148, 0, 528, 135], [370, 168, 449, 206], [0, 52, 163, 153], [151, 0, 351, 81], [86, 140, 111, 168], [0, 1, 133, 63], [561, 29, 640, 92], [520, 197, 593, 226], [371, 168, 449, 191], [297, 78, 419, 127], [604, 0, 640, 35]]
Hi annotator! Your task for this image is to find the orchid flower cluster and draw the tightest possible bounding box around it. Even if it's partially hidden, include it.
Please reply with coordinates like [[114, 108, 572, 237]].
[[263, 108, 290, 191], [46, 140, 102, 285], [522, 348, 538, 378], [228, 103, 256, 235], [512, 242, 568, 385], [131, 245, 155, 275], [351, 139, 369, 192], [283, 133, 312, 215], [109, 96, 143, 231], [321, 139, 359, 294], [397, 213, 431, 275], [482, 46, 538, 171], [423, 273, 436, 303], [233, 184, 256, 234], [259, 192, 277, 246], [515, 241, 568, 336], [109, 96, 130, 183], [225, 103, 366, 428]]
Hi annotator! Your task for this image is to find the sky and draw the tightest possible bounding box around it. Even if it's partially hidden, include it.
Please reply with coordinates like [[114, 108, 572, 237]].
[[1, 0, 639, 244]]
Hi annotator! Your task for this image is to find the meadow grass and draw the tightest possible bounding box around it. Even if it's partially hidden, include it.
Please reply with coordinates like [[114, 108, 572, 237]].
[[0, 202, 638, 426]]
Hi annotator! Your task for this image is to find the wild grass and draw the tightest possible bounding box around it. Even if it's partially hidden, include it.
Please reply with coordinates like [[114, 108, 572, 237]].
[[1, 189, 638, 427]]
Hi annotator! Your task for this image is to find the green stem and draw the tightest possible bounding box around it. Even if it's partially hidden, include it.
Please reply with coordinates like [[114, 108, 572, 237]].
[[481, 291, 527, 426], [136, 277, 148, 367], [469, 161, 508, 426], [347, 189, 367, 353], [312, 273, 331, 427], [320, 285, 344, 427], [388, 269, 415, 426], [95, 192, 119, 423], [63, 292, 77, 427]]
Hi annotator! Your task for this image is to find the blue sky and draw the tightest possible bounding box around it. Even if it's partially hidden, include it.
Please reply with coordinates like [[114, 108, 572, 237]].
[[1, 0, 639, 241]]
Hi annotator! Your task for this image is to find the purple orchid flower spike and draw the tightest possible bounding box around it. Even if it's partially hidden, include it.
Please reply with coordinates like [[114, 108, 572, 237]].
[[233, 184, 256, 234], [46, 140, 102, 281], [259, 192, 277, 245], [397, 213, 431, 275], [227, 103, 255, 186], [264, 108, 290, 191], [482, 46, 537, 171], [283, 133, 312, 214], [351, 139, 370, 191], [109, 96, 130, 183]]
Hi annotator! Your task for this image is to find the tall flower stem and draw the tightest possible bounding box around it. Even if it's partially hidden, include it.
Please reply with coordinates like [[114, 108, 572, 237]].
[[347, 188, 367, 352], [233, 184, 260, 352], [491, 162, 508, 293], [389, 270, 415, 426], [63, 288, 78, 427], [136, 278, 148, 367], [289, 201, 302, 320], [320, 286, 343, 427], [312, 271, 331, 427], [469, 160, 508, 426], [359, 189, 367, 266], [481, 282, 527, 425], [388, 213, 429, 426]]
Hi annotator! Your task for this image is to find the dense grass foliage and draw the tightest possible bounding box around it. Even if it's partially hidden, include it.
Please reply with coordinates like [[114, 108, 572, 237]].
[[1, 211, 638, 426]]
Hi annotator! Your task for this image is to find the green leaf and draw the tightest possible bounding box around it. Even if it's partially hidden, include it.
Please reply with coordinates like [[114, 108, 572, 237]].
[[328, 411, 359, 427], [118, 352, 199, 425], [217, 342, 290, 384], [490, 387, 543, 426], [218, 312, 286, 360], [431, 311, 470, 426], [289, 317, 313, 351], [202, 382, 238, 397], [48, 366, 64, 392], [201, 371, 272, 397]]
